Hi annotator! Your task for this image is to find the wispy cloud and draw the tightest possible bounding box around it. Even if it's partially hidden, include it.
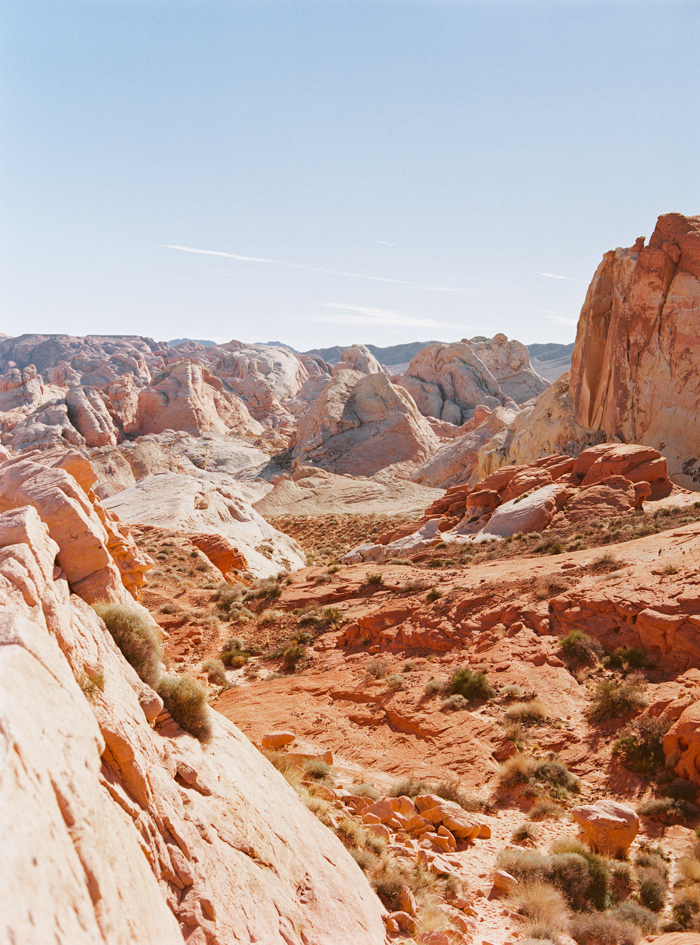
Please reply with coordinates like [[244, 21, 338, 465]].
[[162, 244, 471, 294], [304, 303, 464, 332], [376, 240, 397, 246], [534, 271, 588, 283], [534, 307, 579, 326]]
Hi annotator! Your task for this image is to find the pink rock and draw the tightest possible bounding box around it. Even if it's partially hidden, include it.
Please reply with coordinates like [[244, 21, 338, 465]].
[[261, 731, 295, 749], [572, 799, 639, 857]]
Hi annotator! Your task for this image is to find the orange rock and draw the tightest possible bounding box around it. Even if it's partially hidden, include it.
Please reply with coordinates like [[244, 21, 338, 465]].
[[572, 800, 639, 857], [189, 533, 247, 576]]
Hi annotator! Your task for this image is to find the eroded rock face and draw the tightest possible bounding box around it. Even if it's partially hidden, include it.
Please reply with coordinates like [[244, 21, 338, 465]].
[[66, 386, 120, 447], [0, 501, 387, 944], [293, 370, 440, 477], [399, 341, 506, 424], [467, 333, 549, 405], [570, 212, 700, 488], [136, 360, 262, 437]]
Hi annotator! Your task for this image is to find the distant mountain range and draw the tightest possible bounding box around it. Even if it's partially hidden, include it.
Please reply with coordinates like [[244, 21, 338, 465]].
[[168, 337, 575, 382]]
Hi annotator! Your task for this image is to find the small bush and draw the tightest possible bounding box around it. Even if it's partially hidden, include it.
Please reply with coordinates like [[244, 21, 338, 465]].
[[611, 900, 658, 933], [677, 854, 700, 883], [661, 777, 699, 802], [216, 584, 243, 614], [351, 782, 380, 800], [441, 693, 469, 711], [386, 673, 405, 690], [589, 673, 648, 721], [223, 653, 247, 669], [157, 675, 212, 742], [663, 563, 679, 575], [512, 821, 541, 844], [637, 866, 667, 912], [499, 753, 538, 787], [435, 780, 492, 812], [605, 646, 655, 672], [259, 608, 284, 626], [505, 721, 527, 747], [672, 884, 700, 929], [282, 643, 306, 670], [528, 799, 564, 821], [612, 715, 670, 777], [93, 602, 162, 688], [426, 588, 442, 603], [366, 659, 387, 679], [514, 880, 570, 932], [372, 870, 404, 911], [304, 759, 331, 781], [388, 777, 431, 798], [320, 606, 345, 627], [560, 630, 601, 665], [365, 572, 383, 587], [202, 658, 228, 686], [568, 912, 639, 944], [447, 666, 495, 702], [506, 700, 549, 722], [424, 678, 444, 696], [74, 668, 104, 701]]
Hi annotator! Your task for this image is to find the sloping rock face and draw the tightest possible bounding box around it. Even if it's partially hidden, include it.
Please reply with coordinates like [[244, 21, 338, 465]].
[[0, 471, 387, 943], [104, 472, 306, 577], [467, 333, 549, 404], [66, 386, 121, 447], [292, 370, 440, 477], [136, 360, 262, 437], [398, 341, 507, 424], [332, 344, 385, 376], [570, 212, 700, 488]]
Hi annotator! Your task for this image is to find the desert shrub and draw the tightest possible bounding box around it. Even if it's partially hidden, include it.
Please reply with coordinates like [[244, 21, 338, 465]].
[[320, 606, 345, 627], [612, 715, 670, 777], [386, 674, 405, 690], [157, 675, 212, 742], [500, 843, 609, 911], [365, 572, 383, 587], [636, 866, 667, 912], [388, 777, 431, 798], [661, 777, 699, 802], [512, 821, 541, 844], [282, 643, 306, 670], [424, 678, 444, 696], [93, 601, 162, 688], [611, 900, 658, 933], [447, 666, 495, 702], [605, 646, 655, 672], [366, 659, 387, 679], [677, 854, 700, 883], [223, 653, 247, 669], [560, 630, 601, 665], [514, 880, 570, 933], [499, 753, 538, 787], [506, 700, 549, 722], [568, 912, 639, 944], [533, 754, 580, 796], [528, 799, 564, 821], [506, 721, 527, 748], [672, 885, 700, 929], [589, 673, 648, 721], [503, 684, 526, 699], [304, 759, 331, 781], [202, 658, 228, 686], [637, 796, 700, 824], [74, 668, 104, 701], [372, 869, 405, 911], [441, 694, 469, 711], [663, 563, 679, 575], [259, 608, 284, 626], [426, 588, 442, 603], [350, 848, 378, 873], [535, 573, 569, 599], [326, 564, 341, 574], [435, 780, 492, 812], [351, 782, 380, 800], [215, 584, 244, 613]]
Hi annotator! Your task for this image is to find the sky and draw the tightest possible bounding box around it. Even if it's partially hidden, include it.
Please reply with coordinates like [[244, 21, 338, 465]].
[[1, 0, 698, 351]]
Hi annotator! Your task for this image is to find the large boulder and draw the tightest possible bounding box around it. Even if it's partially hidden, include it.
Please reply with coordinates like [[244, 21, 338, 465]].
[[570, 212, 700, 488], [292, 370, 440, 477], [66, 386, 120, 447], [571, 800, 639, 857]]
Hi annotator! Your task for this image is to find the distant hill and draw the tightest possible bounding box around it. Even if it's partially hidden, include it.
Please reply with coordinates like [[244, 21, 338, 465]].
[[168, 338, 219, 348], [303, 341, 438, 367], [527, 342, 576, 382]]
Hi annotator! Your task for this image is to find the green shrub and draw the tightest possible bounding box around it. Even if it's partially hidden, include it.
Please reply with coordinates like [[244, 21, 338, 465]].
[[512, 821, 541, 844], [663, 778, 700, 802], [560, 630, 601, 664], [157, 675, 212, 742], [506, 700, 549, 722], [605, 646, 655, 672], [93, 602, 162, 688], [612, 715, 670, 777], [388, 777, 431, 798], [304, 759, 331, 781], [215, 584, 243, 613], [637, 866, 668, 912], [365, 572, 383, 587], [672, 885, 700, 929], [426, 588, 442, 603], [497, 845, 610, 911], [386, 674, 405, 690], [441, 694, 469, 711], [589, 674, 648, 721], [528, 799, 563, 821], [282, 643, 306, 670], [424, 678, 444, 696], [448, 667, 495, 702]]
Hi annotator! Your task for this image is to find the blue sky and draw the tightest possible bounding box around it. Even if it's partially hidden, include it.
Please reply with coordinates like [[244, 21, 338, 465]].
[[1, 0, 698, 350]]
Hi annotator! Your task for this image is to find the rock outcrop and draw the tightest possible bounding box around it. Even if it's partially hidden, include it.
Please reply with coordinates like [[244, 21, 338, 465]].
[[0, 468, 387, 944], [136, 360, 263, 438], [292, 370, 440, 477], [104, 472, 306, 577], [570, 212, 700, 488], [467, 333, 549, 404], [398, 341, 507, 424], [572, 801, 639, 857]]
